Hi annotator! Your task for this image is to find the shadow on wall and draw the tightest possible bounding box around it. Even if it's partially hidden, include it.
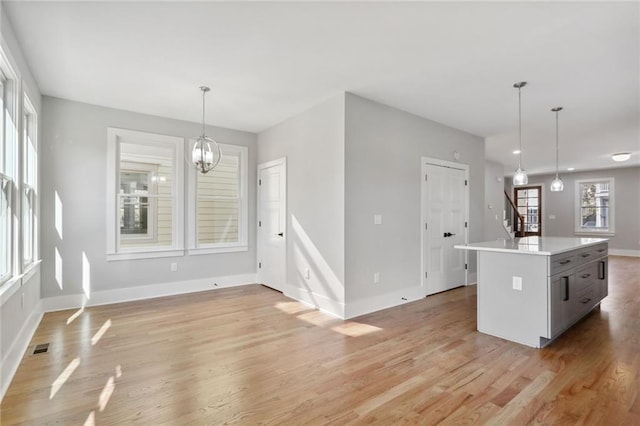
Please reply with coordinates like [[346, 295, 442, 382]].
[[290, 214, 343, 305]]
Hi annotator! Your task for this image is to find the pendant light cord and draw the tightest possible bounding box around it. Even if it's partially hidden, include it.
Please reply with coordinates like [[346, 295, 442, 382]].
[[201, 89, 206, 136], [518, 86, 523, 169], [555, 110, 559, 178]]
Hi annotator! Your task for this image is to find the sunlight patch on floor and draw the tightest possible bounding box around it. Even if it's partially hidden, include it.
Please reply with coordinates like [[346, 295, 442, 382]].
[[331, 322, 383, 337], [66, 307, 84, 325], [274, 301, 311, 315], [91, 319, 112, 346], [50, 357, 80, 399], [83, 411, 95, 426], [98, 376, 115, 412]]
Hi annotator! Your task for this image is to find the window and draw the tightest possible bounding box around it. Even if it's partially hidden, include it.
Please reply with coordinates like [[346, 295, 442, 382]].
[[107, 128, 184, 260], [22, 96, 38, 267], [0, 56, 19, 285], [188, 143, 248, 254], [514, 186, 542, 236], [575, 178, 614, 235]]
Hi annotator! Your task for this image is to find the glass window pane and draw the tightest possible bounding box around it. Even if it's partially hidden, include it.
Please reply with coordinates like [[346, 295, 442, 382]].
[[23, 188, 33, 263], [197, 198, 239, 244], [118, 142, 174, 250], [1, 180, 10, 278], [120, 196, 173, 248], [196, 152, 240, 246]]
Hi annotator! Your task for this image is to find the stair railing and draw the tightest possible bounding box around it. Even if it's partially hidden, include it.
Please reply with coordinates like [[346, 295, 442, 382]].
[[504, 190, 525, 237]]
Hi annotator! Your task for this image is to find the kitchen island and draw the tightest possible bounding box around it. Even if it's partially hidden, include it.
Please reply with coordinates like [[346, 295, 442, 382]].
[[455, 237, 608, 348]]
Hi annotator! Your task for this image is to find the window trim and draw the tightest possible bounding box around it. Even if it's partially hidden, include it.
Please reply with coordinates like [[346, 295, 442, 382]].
[[574, 177, 615, 236], [106, 128, 185, 261], [0, 50, 19, 286], [187, 142, 248, 255]]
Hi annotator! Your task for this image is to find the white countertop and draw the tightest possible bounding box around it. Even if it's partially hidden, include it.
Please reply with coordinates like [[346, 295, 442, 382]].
[[455, 236, 608, 256]]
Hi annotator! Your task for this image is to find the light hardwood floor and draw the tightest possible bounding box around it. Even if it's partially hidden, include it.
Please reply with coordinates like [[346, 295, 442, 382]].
[[1, 256, 639, 425]]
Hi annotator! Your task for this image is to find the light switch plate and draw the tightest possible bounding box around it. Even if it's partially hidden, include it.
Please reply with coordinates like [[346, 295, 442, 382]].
[[374, 214, 382, 225], [512, 276, 522, 291]]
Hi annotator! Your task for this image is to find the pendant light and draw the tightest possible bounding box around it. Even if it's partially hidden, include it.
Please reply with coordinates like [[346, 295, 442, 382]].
[[550, 107, 564, 192], [512, 82, 528, 186], [192, 86, 221, 174]]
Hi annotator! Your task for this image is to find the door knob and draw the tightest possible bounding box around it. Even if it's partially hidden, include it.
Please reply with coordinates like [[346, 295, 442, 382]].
[[444, 232, 456, 237], [277, 232, 284, 237]]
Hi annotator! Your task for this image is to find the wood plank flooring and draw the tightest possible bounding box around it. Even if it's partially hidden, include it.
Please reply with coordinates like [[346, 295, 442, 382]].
[[1, 255, 639, 425]]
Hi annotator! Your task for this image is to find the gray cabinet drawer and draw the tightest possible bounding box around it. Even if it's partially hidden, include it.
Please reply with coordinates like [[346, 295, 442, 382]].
[[574, 283, 598, 317], [575, 243, 608, 266], [575, 262, 597, 291], [550, 253, 576, 275]]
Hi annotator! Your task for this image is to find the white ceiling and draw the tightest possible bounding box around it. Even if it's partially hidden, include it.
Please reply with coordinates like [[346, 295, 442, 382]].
[[4, 1, 639, 175]]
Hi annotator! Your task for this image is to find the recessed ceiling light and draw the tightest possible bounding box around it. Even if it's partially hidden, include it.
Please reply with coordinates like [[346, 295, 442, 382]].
[[567, 167, 575, 171], [611, 152, 631, 162], [513, 150, 521, 155]]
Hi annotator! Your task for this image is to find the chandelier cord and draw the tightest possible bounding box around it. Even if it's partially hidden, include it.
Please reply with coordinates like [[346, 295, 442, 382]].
[[518, 86, 522, 169], [202, 89, 206, 136], [555, 110, 559, 178]]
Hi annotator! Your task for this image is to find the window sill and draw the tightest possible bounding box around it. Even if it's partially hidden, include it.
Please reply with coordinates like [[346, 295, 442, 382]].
[[574, 231, 615, 237], [188, 245, 249, 256], [107, 249, 185, 261], [22, 259, 42, 282], [0, 260, 42, 306]]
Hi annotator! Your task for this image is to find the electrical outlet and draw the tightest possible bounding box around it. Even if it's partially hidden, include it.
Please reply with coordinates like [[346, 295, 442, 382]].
[[374, 272, 380, 283], [170, 263, 178, 272], [512, 276, 522, 291], [374, 214, 382, 225]]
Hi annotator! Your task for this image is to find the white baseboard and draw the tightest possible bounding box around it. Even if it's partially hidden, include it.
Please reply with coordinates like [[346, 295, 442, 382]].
[[344, 286, 424, 319], [284, 285, 345, 319], [609, 249, 640, 257], [41, 273, 257, 313], [1, 301, 43, 402]]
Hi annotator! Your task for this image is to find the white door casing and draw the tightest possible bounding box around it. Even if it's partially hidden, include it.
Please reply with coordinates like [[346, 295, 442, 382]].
[[422, 158, 469, 296], [257, 158, 287, 291]]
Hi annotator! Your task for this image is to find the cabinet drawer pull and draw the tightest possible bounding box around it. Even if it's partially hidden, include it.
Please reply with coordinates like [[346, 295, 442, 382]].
[[598, 261, 606, 280], [563, 276, 570, 301], [559, 259, 572, 265], [581, 297, 592, 304], [597, 248, 606, 253], [581, 273, 591, 279], [580, 253, 591, 258]]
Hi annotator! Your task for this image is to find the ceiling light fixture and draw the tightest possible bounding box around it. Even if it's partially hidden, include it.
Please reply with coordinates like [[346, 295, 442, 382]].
[[192, 86, 221, 174], [567, 167, 575, 171], [512, 82, 528, 186], [550, 107, 564, 192], [512, 150, 521, 155], [611, 152, 631, 162]]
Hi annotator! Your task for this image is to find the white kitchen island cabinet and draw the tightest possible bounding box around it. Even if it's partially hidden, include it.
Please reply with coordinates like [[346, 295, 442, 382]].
[[455, 237, 608, 348]]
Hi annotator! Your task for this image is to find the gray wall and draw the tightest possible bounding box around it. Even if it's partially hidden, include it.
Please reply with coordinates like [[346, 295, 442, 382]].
[[257, 94, 346, 309], [485, 160, 509, 240], [40, 97, 257, 299], [344, 93, 485, 306], [534, 166, 640, 252]]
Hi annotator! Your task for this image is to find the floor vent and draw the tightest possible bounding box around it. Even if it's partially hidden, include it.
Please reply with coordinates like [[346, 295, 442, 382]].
[[32, 343, 50, 355]]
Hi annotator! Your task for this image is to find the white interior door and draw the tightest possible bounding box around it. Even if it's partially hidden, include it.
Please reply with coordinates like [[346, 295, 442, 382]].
[[257, 158, 286, 291], [423, 161, 467, 296]]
